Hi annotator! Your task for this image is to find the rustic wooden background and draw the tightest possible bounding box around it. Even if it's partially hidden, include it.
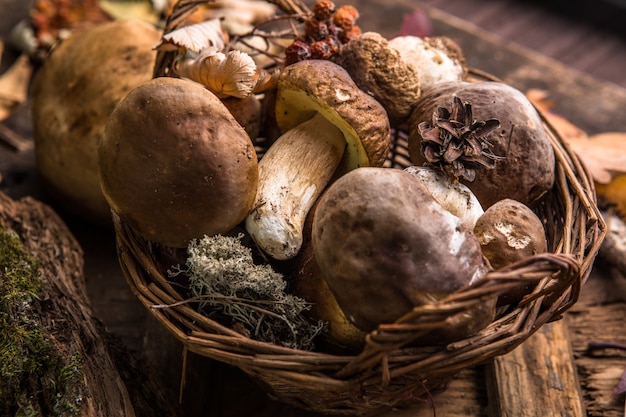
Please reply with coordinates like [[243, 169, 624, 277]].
[[1, 0, 626, 416]]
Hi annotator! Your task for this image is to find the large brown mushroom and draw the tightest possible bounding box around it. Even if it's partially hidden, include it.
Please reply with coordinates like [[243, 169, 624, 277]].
[[30, 19, 161, 226], [311, 166, 489, 333], [98, 77, 258, 248], [408, 81, 555, 208], [244, 59, 391, 261]]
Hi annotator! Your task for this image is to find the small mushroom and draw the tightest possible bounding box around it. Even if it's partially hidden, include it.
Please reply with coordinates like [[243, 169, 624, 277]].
[[98, 77, 258, 248], [332, 31, 421, 125], [312, 167, 489, 332], [474, 198, 548, 270], [245, 59, 391, 260], [388, 35, 467, 93], [409, 81, 555, 208]]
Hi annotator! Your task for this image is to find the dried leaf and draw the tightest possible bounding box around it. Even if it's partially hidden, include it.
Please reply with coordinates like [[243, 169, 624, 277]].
[[252, 68, 280, 94], [572, 133, 626, 184], [177, 49, 257, 98], [0, 54, 33, 121], [526, 89, 626, 184], [31, 0, 111, 44], [155, 19, 226, 53], [98, 0, 161, 24]]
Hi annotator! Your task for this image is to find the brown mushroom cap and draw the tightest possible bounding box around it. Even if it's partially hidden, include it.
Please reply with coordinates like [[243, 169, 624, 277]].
[[98, 77, 258, 248], [221, 95, 262, 141], [31, 19, 161, 226], [409, 81, 555, 208], [275, 59, 391, 173], [332, 31, 421, 126], [474, 198, 548, 270], [312, 167, 488, 332]]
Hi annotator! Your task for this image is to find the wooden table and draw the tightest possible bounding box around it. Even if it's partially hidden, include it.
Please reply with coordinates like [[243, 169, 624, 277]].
[[2, 1, 626, 416]]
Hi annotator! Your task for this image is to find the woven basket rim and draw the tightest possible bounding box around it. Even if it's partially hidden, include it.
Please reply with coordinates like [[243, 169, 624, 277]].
[[112, 1, 608, 414]]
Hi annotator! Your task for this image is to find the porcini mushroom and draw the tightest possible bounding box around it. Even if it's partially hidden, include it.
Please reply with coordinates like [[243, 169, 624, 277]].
[[98, 77, 258, 248], [409, 81, 555, 208], [278, 200, 367, 352], [245, 59, 391, 260], [312, 167, 489, 332], [332, 31, 421, 125], [474, 198, 548, 270], [30, 19, 161, 226]]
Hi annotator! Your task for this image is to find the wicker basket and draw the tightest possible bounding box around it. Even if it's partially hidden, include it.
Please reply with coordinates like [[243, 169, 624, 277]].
[[113, 1, 607, 415]]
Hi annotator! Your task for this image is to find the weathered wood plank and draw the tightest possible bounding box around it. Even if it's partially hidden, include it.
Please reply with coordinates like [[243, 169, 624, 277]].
[[568, 296, 626, 417], [485, 319, 586, 417]]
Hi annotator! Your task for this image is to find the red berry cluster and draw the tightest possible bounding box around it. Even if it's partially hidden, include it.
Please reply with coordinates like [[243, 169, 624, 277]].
[[285, 0, 361, 66]]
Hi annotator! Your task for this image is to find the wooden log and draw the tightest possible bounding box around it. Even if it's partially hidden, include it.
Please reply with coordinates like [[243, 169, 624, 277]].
[[0, 191, 182, 417], [485, 319, 586, 417]]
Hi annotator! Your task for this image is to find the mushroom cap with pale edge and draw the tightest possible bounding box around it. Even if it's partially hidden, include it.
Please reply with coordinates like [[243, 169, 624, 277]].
[[312, 167, 488, 332], [30, 19, 161, 226], [404, 165, 484, 230], [409, 81, 555, 208], [275, 60, 391, 174], [98, 77, 259, 248], [387, 35, 467, 93]]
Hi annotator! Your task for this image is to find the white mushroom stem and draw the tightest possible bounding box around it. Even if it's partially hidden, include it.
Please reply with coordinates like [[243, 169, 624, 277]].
[[245, 112, 346, 260]]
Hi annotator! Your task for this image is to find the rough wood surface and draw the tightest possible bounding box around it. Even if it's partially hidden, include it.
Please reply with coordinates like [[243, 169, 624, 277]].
[[485, 320, 586, 417], [567, 264, 626, 417], [0, 191, 182, 417]]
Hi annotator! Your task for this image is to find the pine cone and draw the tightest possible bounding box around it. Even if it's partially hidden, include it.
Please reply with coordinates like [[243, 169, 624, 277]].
[[418, 96, 501, 182]]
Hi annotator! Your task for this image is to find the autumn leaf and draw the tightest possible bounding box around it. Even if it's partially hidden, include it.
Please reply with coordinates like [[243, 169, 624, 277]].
[[526, 89, 626, 184], [154, 19, 227, 53], [0, 54, 33, 121], [31, 0, 111, 44], [98, 0, 161, 24]]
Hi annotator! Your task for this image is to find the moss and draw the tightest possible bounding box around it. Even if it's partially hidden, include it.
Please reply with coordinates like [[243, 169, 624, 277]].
[[0, 227, 84, 416], [173, 234, 325, 350]]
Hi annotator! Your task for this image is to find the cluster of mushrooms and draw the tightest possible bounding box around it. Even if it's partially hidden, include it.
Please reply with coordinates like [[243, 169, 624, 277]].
[[32, 0, 556, 351]]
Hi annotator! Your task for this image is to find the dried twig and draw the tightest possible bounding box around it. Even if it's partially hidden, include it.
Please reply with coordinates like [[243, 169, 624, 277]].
[[0, 122, 33, 152]]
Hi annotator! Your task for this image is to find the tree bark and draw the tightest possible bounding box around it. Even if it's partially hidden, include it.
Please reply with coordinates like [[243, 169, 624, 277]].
[[0, 190, 182, 417]]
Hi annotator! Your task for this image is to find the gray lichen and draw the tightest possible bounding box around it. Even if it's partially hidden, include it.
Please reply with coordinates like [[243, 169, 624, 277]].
[[171, 234, 324, 350]]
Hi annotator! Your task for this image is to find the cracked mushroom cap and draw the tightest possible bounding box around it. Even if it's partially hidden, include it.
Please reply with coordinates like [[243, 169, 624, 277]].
[[275, 59, 391, 172], [98, 77, 258, 248], [474, 198, 548, 270], [332, 31, 422, 126], [312, 166, 489, 332]]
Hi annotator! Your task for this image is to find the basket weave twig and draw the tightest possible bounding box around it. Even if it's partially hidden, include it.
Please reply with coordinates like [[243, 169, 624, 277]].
[[113, 1, 607, 415]]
